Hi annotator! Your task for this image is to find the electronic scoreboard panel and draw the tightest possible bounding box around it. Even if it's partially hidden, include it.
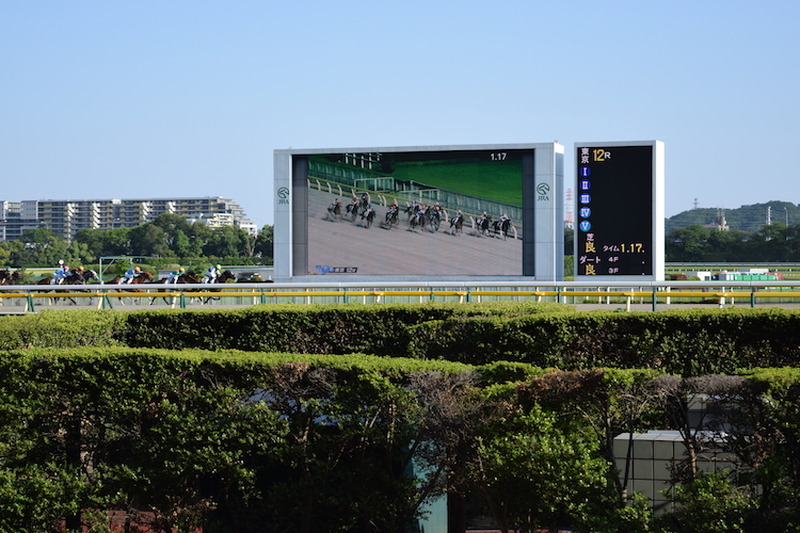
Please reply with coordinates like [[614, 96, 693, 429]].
[[575, 141, 664, 281]]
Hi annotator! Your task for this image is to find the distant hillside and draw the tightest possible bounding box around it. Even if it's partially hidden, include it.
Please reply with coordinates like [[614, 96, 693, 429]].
[[666, 201, 800, 234]]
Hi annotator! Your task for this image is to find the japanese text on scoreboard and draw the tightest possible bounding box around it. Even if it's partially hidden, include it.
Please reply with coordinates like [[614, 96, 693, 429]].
[[575, 142, 664, 280]]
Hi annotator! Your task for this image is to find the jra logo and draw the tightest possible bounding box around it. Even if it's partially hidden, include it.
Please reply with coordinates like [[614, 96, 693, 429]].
[[536, 182, 550, 202]]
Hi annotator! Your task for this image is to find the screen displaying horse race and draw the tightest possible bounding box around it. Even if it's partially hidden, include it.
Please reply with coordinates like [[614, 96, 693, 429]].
[[303, 149, 528, 276], [273, 143, 565, 281]]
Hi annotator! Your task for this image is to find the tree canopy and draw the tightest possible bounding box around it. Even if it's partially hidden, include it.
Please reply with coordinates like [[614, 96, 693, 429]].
[[666, 222, 800, 262], [0, 214, 273, 270]]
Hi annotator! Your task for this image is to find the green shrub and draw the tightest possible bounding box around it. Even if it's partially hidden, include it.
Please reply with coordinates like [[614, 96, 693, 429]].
[[3, 305, 800, 375], [120, 301, 572, 355], [0, 310, 125, 350], [406, 308, 800, 374]]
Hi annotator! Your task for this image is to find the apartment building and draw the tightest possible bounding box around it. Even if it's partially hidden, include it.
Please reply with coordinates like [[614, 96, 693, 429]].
[[0, 197, 257, 242]]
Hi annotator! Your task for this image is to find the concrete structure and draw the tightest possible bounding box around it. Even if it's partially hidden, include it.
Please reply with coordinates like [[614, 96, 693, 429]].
[[0, 197, 257, 241], [614, 393, 740, 514], [614, 430, 736, 514], [685, 271, 713, 281], [0, 201, 40, 242]]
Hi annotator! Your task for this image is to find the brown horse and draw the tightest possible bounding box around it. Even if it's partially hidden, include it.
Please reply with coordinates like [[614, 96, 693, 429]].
[[196, 270, 236, 304], [36, 269, 97, 305], [449, 213, 464, 236], [178, 273, 203, 283], [63, 269, 99, 285], [150, 270, 232, 306], [326, 200, 343, 222], [0, 269, 23, 285], [0, 270, 23, 308], [148, 272, 203, 305], [217, 270, 236, 283], [111, 271, 155, 285], [109, 271, 155, 305]]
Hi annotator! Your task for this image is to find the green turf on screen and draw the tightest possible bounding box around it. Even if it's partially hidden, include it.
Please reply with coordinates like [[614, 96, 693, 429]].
[[391, 159, 522, 207]]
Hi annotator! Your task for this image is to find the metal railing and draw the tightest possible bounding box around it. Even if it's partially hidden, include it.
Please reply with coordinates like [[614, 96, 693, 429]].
[[4, 280, 800, 313]]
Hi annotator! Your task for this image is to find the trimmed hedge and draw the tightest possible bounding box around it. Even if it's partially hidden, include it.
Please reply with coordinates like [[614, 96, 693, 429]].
[[2, 305, 800, 375], [0, 302, 566, 352], [407, 307, 800, 375], [119, 301, 571, 354], [0, 309, 125, 350]]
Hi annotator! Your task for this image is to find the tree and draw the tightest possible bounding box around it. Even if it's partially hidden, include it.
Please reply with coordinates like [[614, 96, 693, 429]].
[[152, 213, 192, 237], [473, 405, 609, 532], [254, 225, 274, 260], [650, 375, 752, 485], [101, 228, 131, 256], [14, 228, 69, 266], [0, 240, 18, 266], [151, 213, 193, 252], [713, 372, 800, 529], [73, 229, 108, 260], [244, 361, 430, 533], [172, 229, 193, 257], [782, 224, 800, 260], [705, 229, 748, 261], [666, 225, 713, 261], [128, 224, 170, 257], [659, 474, 754, 533], [203, 226, 248, 258], [746, 223, 798, 261], [407, 370, 495, 533], [0, 352, 290, 533], [65, 240, 95, 266], [516, 369, 663, 505], [189, 224, 213, 256], [564, 225, 574, 255]]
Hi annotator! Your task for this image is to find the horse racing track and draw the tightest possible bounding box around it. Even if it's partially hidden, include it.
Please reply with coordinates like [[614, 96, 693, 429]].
[[308, 188, 523, 277]]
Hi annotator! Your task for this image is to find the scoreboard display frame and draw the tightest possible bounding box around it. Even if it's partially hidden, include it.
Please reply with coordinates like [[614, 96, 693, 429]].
[[574, 141, 665, 281], [273, 143, 565, 282]]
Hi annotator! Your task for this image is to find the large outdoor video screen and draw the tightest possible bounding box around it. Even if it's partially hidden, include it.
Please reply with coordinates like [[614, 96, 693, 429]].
[[303, 149, 531, 276]]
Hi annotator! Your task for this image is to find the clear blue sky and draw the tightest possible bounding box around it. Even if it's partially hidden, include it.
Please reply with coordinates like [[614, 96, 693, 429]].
[[2, 1, 798, 229]]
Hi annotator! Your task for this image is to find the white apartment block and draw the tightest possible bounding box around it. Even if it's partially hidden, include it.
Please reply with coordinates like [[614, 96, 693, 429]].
[[0, 197, 257, 242]]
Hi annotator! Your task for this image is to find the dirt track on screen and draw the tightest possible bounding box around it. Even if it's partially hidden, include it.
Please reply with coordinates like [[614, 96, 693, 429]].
[[306, 189, 522, 277]]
